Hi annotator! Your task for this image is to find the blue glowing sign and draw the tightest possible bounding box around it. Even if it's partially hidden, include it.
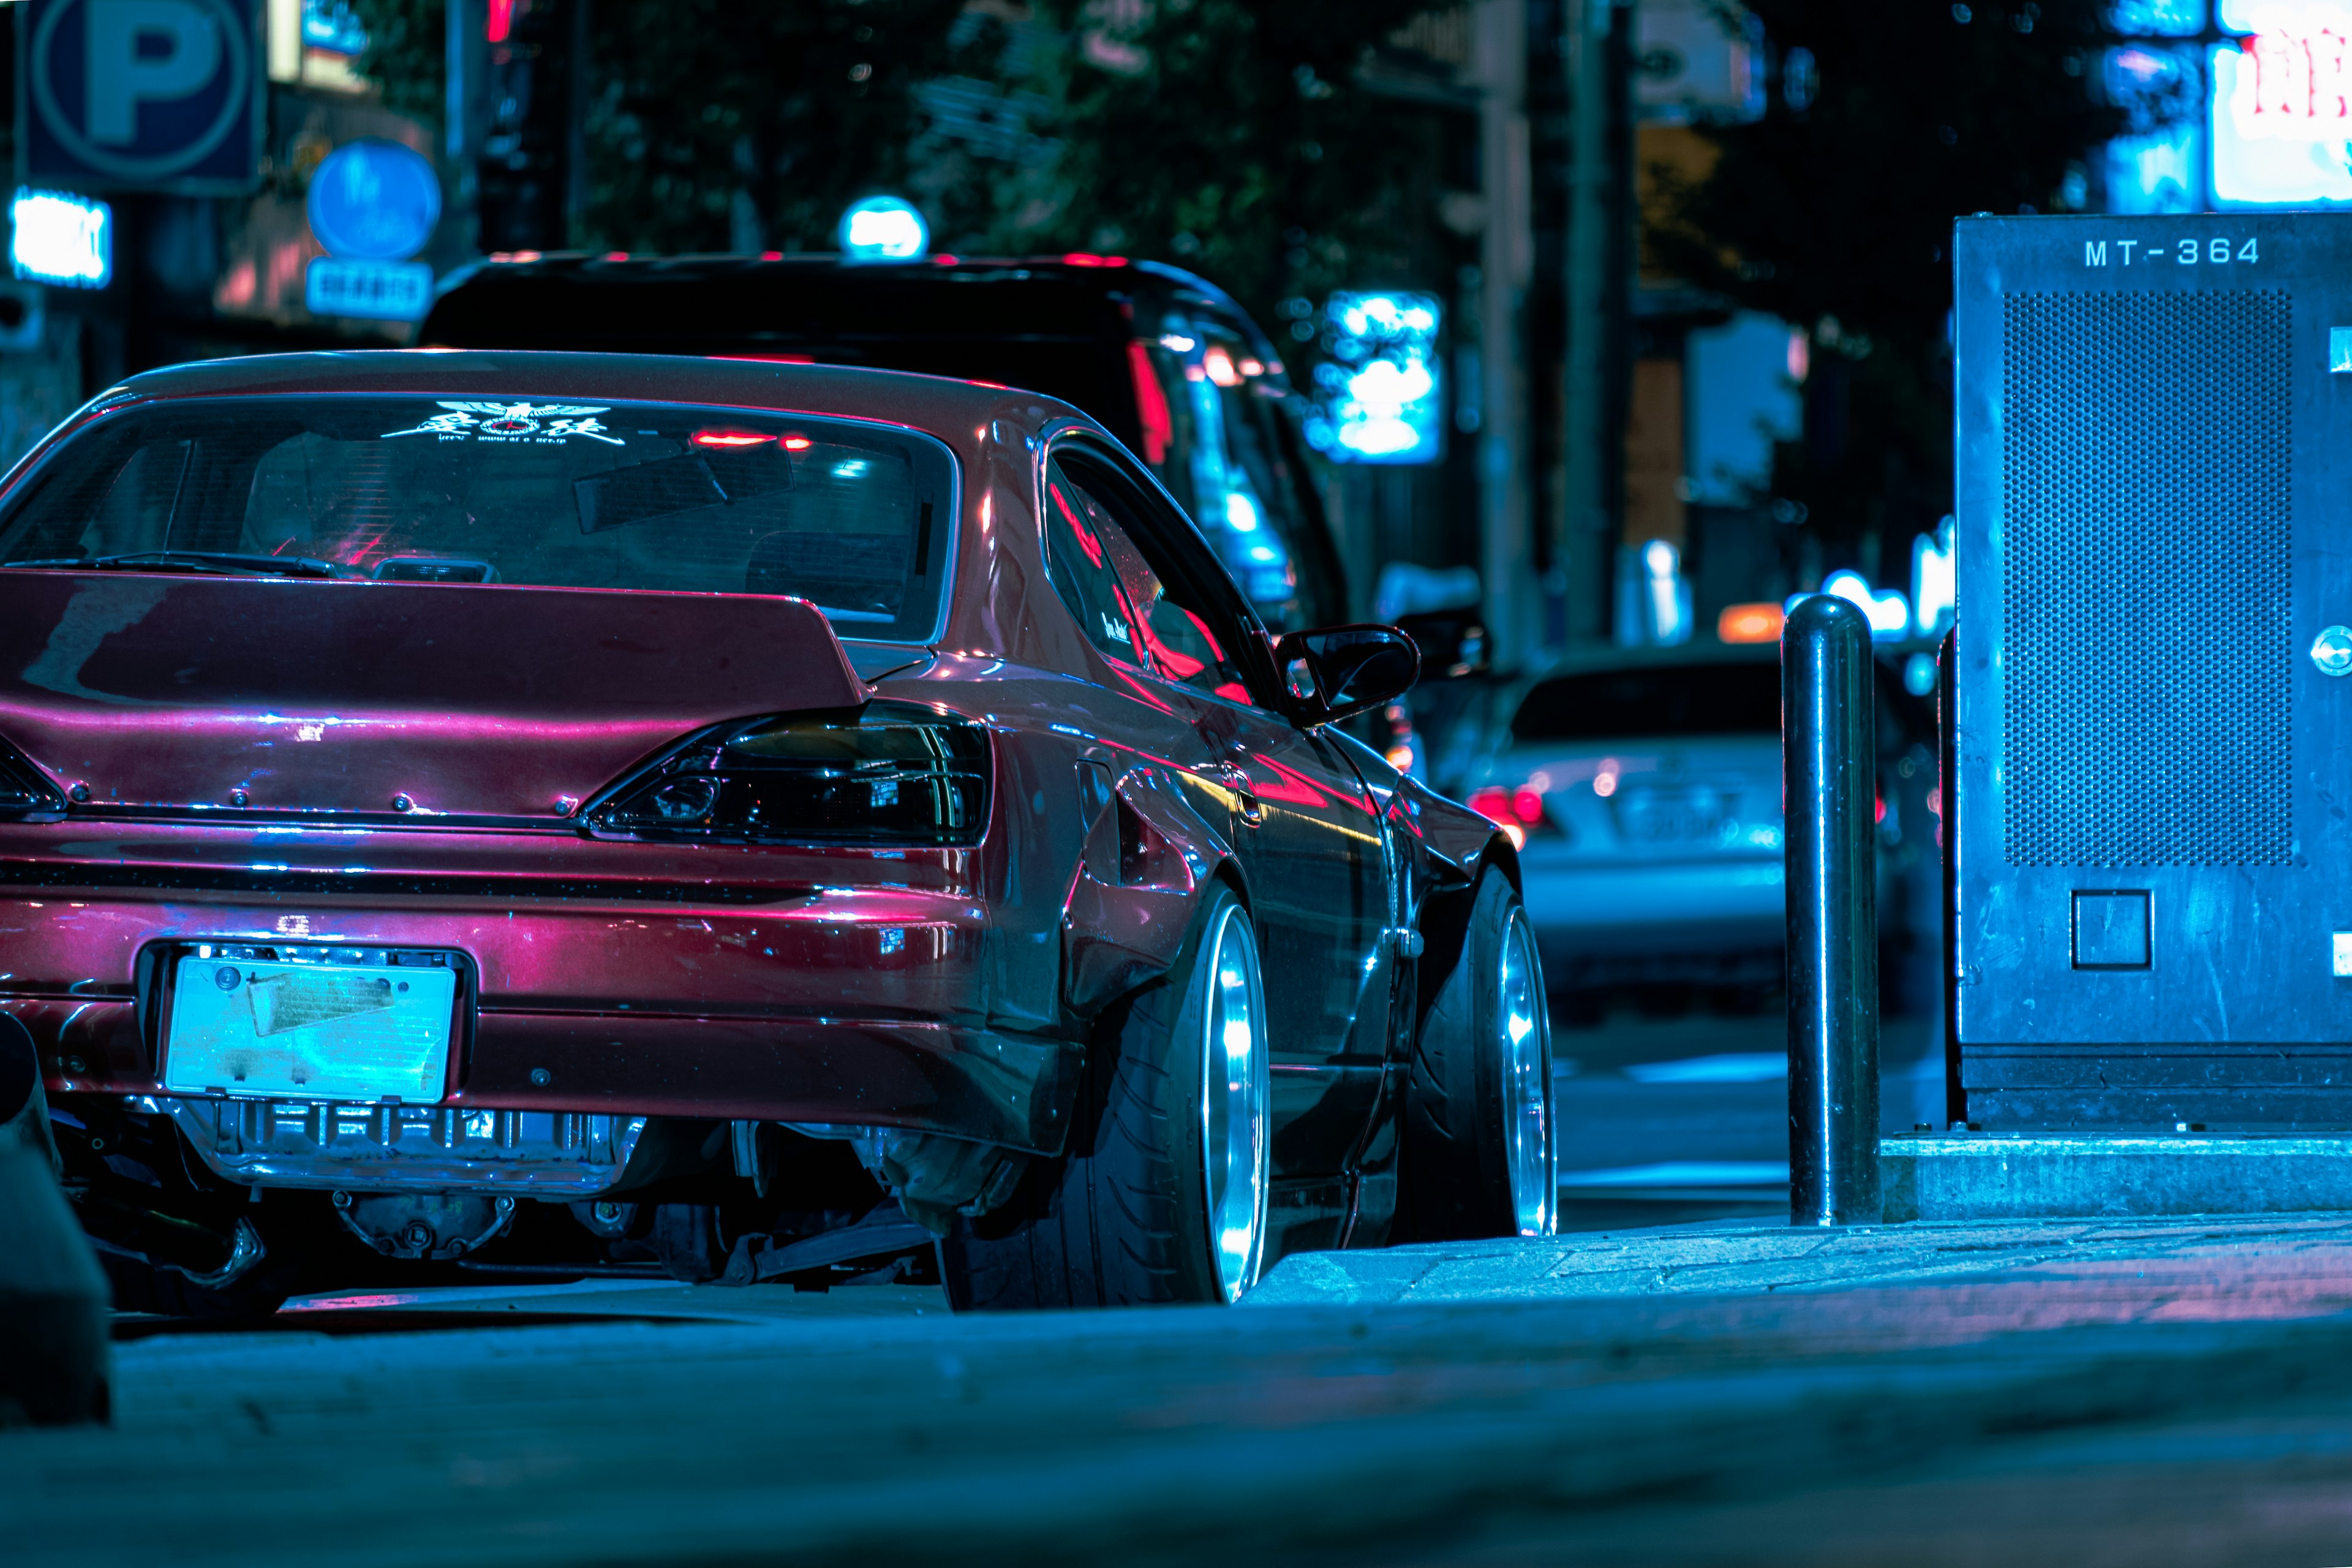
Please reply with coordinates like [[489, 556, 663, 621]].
[[1305, 292, 1443, 465], [1912, 517, 1954, 639], [2111, 0, 2206, 34], [2107, 123, 2203, 211], [1787, 570, 1911, 641], [10, 187, 111, 287], [307, 138, 441, 260], [837, 196, 929, 262], [302, 0, 368, 55]]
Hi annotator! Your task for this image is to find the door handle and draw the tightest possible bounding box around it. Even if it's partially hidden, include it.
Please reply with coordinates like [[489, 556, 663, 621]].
[[1217, 763, 1264, 828]]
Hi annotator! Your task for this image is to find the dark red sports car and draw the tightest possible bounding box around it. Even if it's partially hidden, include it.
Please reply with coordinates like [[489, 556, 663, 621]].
[[0, 351, 1550, 1311]]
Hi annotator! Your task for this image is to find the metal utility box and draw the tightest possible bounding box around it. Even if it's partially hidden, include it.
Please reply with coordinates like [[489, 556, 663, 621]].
[[1952, 212, 2352, 1129]]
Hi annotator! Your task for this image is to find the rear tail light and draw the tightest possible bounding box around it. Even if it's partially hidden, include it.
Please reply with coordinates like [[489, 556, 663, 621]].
[[1466, 782, 1565, 850], [583, 703, 990, 847], [0, 736, 66, 819]]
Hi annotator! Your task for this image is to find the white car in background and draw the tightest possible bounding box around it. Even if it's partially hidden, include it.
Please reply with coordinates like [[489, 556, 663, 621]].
[[1463, 642, 1931, 1016]]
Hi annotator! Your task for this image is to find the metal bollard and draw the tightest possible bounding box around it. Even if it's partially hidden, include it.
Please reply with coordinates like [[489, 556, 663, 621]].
[[1782, 594, 1881, 1226]]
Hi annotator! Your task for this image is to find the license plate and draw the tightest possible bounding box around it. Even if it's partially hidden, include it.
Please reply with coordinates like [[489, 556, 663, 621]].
[[1613, 785, 1738, 845], [160, 948, 461, 1102]]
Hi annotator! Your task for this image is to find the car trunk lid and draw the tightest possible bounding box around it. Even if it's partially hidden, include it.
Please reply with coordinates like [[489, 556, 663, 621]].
[[0, 572, 870, 821]]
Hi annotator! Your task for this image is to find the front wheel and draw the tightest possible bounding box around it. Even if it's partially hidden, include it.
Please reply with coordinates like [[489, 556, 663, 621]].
[[941, 885, 1270, 1310], [1400, 866, 1554, 1240]]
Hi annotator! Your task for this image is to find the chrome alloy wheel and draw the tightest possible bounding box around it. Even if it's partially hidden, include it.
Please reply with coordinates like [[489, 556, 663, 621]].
[[1498, 908, 1554, 1235], [1199, 903, 1271, 1302]]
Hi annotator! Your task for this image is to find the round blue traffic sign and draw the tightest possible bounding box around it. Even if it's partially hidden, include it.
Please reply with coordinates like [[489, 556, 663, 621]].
[[307, 139, 442, 262]]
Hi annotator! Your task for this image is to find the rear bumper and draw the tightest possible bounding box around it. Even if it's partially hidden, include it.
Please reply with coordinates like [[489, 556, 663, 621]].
[[6, 875, 1081, 1164], [1520, 859, 1784, 986], [23, 997, 1076, 1155], [1520, 859, 1785, 948]]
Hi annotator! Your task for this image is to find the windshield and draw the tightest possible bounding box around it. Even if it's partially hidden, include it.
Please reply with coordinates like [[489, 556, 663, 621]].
[[0, 396, 959, 642], [1512, 662, 1782, 744]]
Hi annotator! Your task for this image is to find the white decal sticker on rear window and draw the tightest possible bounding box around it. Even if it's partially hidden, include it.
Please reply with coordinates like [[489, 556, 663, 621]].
[[380, 401, 625, 445]]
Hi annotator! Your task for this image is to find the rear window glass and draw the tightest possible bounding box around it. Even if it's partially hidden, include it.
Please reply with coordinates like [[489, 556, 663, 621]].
[[1512, 662, 1781, 743], [0, 396, 957, 642]]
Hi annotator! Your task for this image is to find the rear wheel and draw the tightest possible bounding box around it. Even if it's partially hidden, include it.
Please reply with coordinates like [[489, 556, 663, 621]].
[[1401, 866, 1553, 1240], [941, 886, 1270, 1310]]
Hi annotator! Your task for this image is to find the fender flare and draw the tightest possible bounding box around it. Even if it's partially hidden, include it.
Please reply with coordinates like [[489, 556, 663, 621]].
[[1396, 775, 1524, 1031], [1059, 763, 1245, 1020]]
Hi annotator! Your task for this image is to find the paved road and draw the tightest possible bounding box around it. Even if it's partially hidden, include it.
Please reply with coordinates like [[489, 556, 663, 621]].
[[1551, 1003, 1942, 1231], [23, 1008, 2347, 1564], [12, 1216, 2352, 1566]]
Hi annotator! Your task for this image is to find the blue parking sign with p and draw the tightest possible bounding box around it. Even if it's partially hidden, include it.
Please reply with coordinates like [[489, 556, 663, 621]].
[[20, 0, 262, 192]]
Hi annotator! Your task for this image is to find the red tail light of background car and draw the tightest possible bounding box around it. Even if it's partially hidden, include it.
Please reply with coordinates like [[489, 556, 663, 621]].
[[1465, 782, 1564, 850]]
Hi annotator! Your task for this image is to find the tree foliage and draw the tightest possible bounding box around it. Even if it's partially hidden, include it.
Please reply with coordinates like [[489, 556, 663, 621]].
[[349, 0, 986, 252], [1652, 0, 2121, 562], [349, 0, 445, 124], [347, 1, 1450, 335], [584, 0, 980, 255], [1015, 0, 1442, 326]]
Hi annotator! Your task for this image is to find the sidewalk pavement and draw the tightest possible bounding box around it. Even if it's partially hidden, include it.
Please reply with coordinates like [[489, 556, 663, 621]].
[[1248, 1210, 2352, 1324], [10, 1214, 2352, 1566]]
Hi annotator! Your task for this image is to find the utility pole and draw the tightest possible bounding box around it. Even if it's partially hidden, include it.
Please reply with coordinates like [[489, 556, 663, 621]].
[[475, 0, 590, 252], [447, 0, 488, 257], [1561, 0, 1634, 643], [1473, 0, 1535, 671]]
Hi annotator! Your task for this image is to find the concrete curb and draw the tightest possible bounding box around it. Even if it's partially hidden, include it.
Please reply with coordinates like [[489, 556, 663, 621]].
[[1882, 1132, 2352, 1221]]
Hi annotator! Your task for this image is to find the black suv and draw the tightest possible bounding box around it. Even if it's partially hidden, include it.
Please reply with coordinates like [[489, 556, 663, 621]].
[[421, 254, 1344, 631]]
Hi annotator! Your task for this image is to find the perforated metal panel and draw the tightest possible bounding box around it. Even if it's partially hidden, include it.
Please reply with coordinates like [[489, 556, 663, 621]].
[[2001, 290, 2294, 867]]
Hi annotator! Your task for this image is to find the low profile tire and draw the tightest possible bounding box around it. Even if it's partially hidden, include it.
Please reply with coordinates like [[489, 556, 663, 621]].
[[1401, 866, 1554, 1240], [941, 884, 1270, 1310]]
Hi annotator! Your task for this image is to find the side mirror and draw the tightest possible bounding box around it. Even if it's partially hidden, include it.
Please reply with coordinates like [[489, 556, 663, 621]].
[[1273, 624, 1421, 727]]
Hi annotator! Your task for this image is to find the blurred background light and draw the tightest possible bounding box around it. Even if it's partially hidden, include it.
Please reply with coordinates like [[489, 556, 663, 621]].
[[1789, 570, 1912, 640], [1644, 539, 1691, 645], [1716, 601, 1785, 644], [303, 0, 369, 55], [2112, 0, 2207, 34], [2209, 10, 2352, 206], [10, 190, 111, 288], [1310, 291, 1443, 464], [1912, 517, 1956, 638], [1617, 539, 1693, 646], [837, 196, 929, 262], [2106, 123, 2203, 211]]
